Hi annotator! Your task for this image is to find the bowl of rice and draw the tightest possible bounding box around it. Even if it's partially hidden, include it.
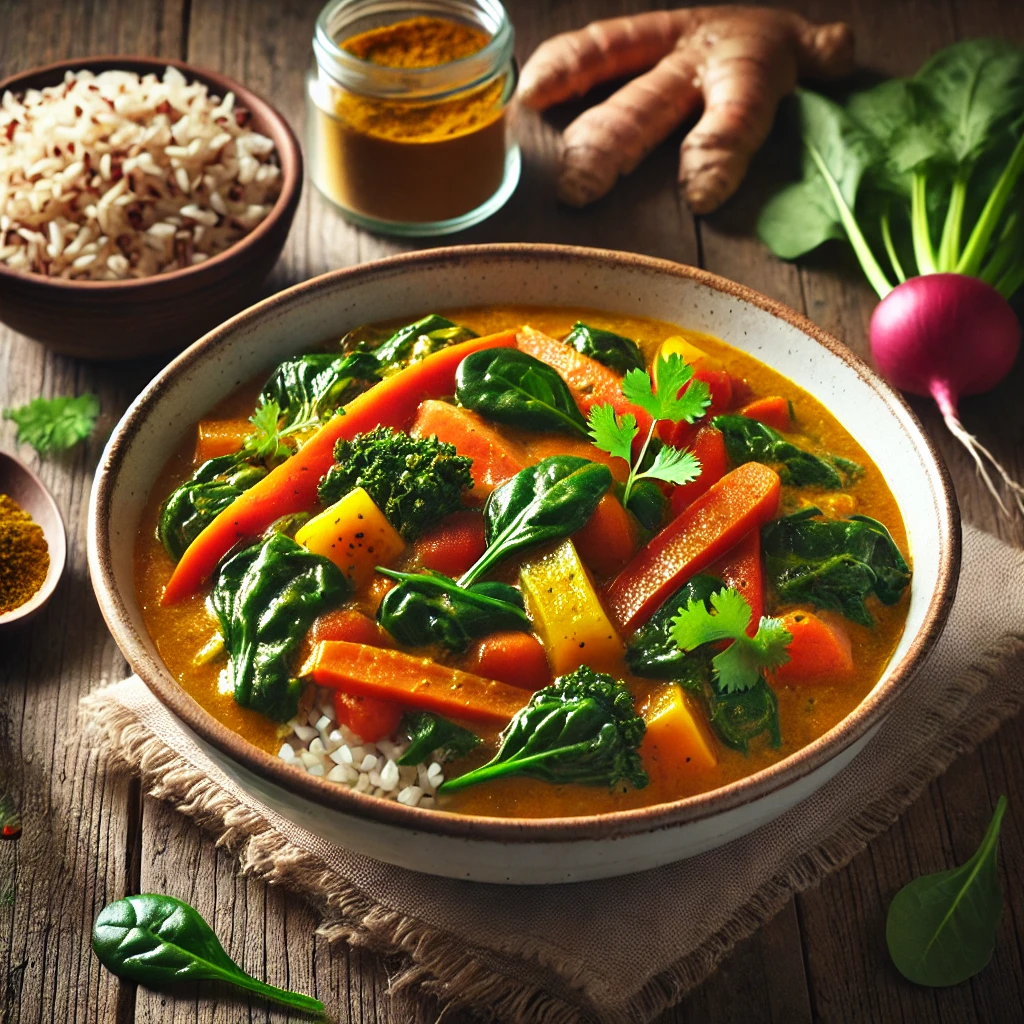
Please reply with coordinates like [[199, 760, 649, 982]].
[[0, 56, 302, 360]]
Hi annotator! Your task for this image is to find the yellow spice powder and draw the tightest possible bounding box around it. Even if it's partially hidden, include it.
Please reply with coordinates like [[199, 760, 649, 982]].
[[0, 494, 49, 614]]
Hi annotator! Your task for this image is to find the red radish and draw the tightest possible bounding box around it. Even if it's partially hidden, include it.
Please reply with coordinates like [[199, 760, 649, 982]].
[[870, 274, 1022, 514]]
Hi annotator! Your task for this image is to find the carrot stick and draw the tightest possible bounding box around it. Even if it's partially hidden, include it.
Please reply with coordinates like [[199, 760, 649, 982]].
[[604, 462, 781, 633], [773, 610, 853, 684], [162, 331, 516, 605], [706, 528, 764, 632], [669, 423, 728, 515], [307, 641, 530, 723], [573, 491, 638, 578], [739, 395, 793, 433]]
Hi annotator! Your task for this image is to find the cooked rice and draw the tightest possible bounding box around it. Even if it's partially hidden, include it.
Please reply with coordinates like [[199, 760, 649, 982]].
[[0, 66, 282, 280], [278, 687, 445, 808]]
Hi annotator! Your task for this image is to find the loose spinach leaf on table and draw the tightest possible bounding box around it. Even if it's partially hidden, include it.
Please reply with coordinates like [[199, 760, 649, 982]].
[[158, 455, 268, 561], [439, 665, 648, 793], [563, 321, 646, 375], [211, 532, 350, 721], [762, 506, 911, 626], [455, 348, 591, 438], [376, 568, 529, 652], [886, 796, 1008, 987], [713, 414, 862, 489], [371, 314, 477, 373], [460, 455, 613, 585], [93, 894, 324, 1015], [398, 712, 481, 766]]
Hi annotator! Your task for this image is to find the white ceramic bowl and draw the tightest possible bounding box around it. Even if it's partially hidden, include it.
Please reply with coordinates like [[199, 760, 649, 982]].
[[88, 245, 960, 884]]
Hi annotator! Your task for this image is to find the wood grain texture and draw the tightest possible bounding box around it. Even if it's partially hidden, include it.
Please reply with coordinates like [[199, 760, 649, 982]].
[[1, 0, 1022, 1022]]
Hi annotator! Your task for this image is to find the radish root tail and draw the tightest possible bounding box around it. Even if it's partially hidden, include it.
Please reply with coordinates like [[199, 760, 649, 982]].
[[943, 411, 1024, 517]]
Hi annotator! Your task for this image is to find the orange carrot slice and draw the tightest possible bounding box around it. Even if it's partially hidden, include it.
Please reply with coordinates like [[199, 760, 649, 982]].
[[739, 396, 793, 433], [773, 611, 854, 684], [465, 631, 552, 691]]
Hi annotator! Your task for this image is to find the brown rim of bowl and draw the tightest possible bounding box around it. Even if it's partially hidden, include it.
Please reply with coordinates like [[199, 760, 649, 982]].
[[0, 55, 302, 291], [89, 243, 962, 844]]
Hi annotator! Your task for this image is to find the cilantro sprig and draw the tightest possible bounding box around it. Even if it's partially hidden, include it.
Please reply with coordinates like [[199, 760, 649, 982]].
[[587, 353, 710, 508], [241, 399, 321, 465], [670, 587, 792, 694], [3, 394, 100, 456]]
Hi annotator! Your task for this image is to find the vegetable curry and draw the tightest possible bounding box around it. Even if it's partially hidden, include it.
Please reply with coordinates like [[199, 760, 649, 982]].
[[135, 306, 911, 819]]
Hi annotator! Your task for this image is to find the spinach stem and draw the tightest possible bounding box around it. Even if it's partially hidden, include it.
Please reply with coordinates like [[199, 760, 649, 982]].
[[978, 210, 1020, 286], [213, 967, 325, 1016], [911, 173, 938, 275], [440, 739, 594, 793], [957, 131, 1024, 277], [806, 140, 892, 298], [937, 173, 968, 272], [880, 209, 907, 284]]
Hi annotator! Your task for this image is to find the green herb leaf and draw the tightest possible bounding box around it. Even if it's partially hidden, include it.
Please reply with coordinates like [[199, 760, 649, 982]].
[[455, 348, 590, 438], [93, 894, 324, 1015], [587, 403, 637, 464], [622, 354, 710, 424], [376, 568, 529, 652], [439, 665, 648, 793], [211, 533, 350, 721], [3, 394, 99, 455], [643, 444, 702, 487], [563, 322, 646, 375], [670, 588, 792, 694], [461, 456, 612, 585], [397, 712, 481, 766], [886, 796, 1008, 987], [318, 427, 473, 540], [762, 506, 911, 626]]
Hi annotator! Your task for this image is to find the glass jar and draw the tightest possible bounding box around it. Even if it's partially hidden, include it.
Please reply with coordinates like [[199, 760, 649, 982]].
[[307, 0, 519, 236]]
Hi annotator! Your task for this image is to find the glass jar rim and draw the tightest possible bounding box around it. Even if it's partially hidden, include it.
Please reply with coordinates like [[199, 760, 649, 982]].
[[313, 0, 514, 101]]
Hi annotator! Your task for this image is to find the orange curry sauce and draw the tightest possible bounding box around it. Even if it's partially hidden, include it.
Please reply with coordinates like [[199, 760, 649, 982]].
[[134, 306, 910, 819]]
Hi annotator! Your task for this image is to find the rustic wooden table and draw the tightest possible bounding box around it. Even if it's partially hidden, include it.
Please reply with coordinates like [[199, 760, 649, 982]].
[[2, 1, 1023, 1020]]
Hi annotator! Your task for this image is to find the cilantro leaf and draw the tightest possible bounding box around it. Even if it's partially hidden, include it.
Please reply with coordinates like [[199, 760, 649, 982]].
[[587, 403, 636, 464], [670, 587, 792, 694], [3, 394, 99, 455], [242, 400, 290, 463], [622, 354, 711, 424], [643, 445, 702, 487]]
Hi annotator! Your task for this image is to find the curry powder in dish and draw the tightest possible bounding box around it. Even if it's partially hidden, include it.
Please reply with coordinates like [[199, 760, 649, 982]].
[[307, 5, 518, 230], [0, 494, 49, 613]]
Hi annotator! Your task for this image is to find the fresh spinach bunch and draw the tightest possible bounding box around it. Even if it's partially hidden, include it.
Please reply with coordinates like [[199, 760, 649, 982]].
[[211, 532, 349, 721], [439, 665, 648, 793], [758, 40, 1024, 299], [712, 415, 861, 490], [93, 894, 324, 1015], [158, 455, 268, 561], [398, 711, 481, 766], [887, 796, 1008, 987], [318, 427, 473, 540], [376, 569, 529, 652], [455, 348, 590, 438], [564, 322, 646, 375], [762, 506, 911, 626]]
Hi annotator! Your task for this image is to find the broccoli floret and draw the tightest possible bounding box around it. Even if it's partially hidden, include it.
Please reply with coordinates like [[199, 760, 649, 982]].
[[317, 427, 473, 540], [439, 665, 649, 793]]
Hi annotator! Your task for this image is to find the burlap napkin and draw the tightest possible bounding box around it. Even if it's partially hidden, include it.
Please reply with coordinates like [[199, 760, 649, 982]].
[[81, 524, 1024, 1024]]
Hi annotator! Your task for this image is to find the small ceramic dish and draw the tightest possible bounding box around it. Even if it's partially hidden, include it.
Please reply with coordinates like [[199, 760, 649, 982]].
[[88, 245, 961, 883], [0, 450, 66, 628], [0, 56, 302, 360]]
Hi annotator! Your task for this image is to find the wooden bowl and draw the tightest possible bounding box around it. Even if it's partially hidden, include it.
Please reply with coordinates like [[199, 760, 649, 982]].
[[88, 245, 961, 883], [0, 450, 66, 629], [0, 56, 302, 360]]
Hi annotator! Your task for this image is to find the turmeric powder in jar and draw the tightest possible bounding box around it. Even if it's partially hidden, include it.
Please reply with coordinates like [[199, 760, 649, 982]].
[[307, 0, 519, 234]]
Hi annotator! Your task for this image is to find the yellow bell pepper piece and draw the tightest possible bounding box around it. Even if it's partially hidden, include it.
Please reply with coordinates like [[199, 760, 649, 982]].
[[294, 487, 404, 590], [639, 686, 718, 772], [656, 334, 724, 376], [519, 540, 624, 676]]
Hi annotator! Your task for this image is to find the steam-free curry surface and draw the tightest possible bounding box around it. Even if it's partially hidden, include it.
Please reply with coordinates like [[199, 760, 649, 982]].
[[134, 306, 909, 819]]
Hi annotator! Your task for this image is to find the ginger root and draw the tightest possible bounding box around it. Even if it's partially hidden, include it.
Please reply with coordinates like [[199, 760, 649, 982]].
[[518, 7, 854, 214]]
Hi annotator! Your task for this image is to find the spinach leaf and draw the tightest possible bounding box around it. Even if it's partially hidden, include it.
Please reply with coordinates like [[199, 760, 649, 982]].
[[706, 674, 783, 755], [371, 314, 477, 373], [461, 456, 613, 585], [158, 455, 268, 561], [623, 477, 668, 533], [211, 533, 350, 721], [887, 796, 1008, 987], [455, 348, 590, 438], [398, 712, 481, 766], [376, 568, 529, 652], [260, 351, 380, 427], [713, 414, 861, 489], [762, 506, 911, 626], [626, 574, 724, 678], [564, 322, 646, 375], [439, 665, 648, 793], [93, 894, 323, 1015]]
